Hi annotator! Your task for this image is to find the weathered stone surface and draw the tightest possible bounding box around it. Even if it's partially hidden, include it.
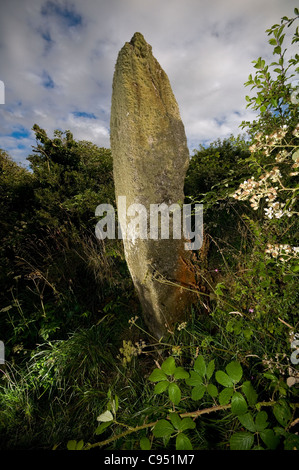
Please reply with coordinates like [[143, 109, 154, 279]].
[[110, 32, 196, 338]]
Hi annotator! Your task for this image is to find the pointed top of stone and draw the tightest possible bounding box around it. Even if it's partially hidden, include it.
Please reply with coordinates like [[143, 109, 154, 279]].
[[128, 32, 152, 57], [130, 32, 146, 45]]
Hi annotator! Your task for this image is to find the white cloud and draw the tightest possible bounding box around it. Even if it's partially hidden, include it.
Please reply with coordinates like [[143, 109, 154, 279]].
[[0, 0, 297, 165]]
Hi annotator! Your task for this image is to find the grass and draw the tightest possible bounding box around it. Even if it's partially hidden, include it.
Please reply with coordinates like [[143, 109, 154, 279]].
[[0, 214, 298, 451]]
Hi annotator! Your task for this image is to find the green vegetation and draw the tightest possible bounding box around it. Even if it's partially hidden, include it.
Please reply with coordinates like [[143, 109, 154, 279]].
[[0, 10, 298, 451]]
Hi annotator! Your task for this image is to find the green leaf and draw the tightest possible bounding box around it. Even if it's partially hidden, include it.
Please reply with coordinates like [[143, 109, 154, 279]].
[[231, 392, 248, 415], [168, 382, 181, 405], [76, 440, 84, 450], [191, 384, 206, 401], [255, 411, 269, 431], [226, 361, 243, 383], [215, 370, 234, 387], [66, 439, 84, 450], [154, 380, 169, 394], [176, 433, 193, 450], [97, 410, 113, 422], [291, 263, 299, 273], [161, 357, 176, 376], [140, 437, 151, 450], [260, 429, 280, 450], [169, 413, 181, 430], [153, 419, 174, 438], [207, 383, 218, 398], [263, 372, 277, 382], [194, 355, 206, 376], [206, 360, 215, 380], [218, 387, 234, 405], [273, 400, 292, 427], [241, 381, 258, 406], [113, 395, 119, 413], [67, 440, 77, 450], [185, 370, 203, 387], [230, 432, 254, 450], [148, 368, 167, 382], [95, 420, 113, 435], [238, 413, 256, 432], [284, 433, 299, 450], [180, 417, 196, 432], [173, 367, 189, 380]]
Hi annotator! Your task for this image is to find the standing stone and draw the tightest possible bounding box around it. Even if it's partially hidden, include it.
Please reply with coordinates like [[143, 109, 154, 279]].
[[110, 32, 196, 338]]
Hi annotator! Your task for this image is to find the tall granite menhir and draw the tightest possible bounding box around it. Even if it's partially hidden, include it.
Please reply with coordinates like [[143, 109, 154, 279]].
[[110, 32, 196, 338]]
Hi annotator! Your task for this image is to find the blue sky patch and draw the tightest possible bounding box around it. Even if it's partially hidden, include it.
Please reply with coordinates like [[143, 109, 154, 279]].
[[42, 70, 55, 88], [10, 127, 30, 140], [73, 111, 97, 119], [41, 1, 83, 28]]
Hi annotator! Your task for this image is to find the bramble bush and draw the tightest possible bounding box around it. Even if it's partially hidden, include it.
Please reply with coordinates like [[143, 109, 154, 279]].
[[67, 352, 298, 451]]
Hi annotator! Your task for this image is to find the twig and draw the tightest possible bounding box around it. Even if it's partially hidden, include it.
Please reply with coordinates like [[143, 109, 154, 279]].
[[83, 400, 299, 450], [179, 404, 231, 418]]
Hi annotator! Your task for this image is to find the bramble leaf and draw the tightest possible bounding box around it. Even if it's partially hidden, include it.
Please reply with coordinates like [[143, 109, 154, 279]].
[[215, 370, 234, 387], [95, 420, 113, 435], [185, 370, 203, 387], [230, 432, 254, 450], [194, 355, 206, 376], [238, 413, 256, 432], [207, 383, 218, 398], [168, 382, 181, 405], [241, 381, 258, 406], [231, 392, 248, 415], [174, 367, 189, 380], [180, 417, 196, 432], [154, 380, 169, 394], [140, 437, 151, 450], [273, 400, 292, 427], [260, 429, 280, 450], [169, 413, 181, 430], [67, 440, 77, 450], [255, 411, 269, 431], [218, 387, 234, 405], [176, 433, 193, 450], [226, 361, 243, 383], [148, 368, 167, 382], [206, 360, 215, 380], [191, 384, 206, 401], [161, 356, 176, 375], [153, 419, 174, 438]]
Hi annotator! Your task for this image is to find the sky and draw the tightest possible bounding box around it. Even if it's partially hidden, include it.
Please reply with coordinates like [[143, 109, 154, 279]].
[[0, 0, 297, 167]]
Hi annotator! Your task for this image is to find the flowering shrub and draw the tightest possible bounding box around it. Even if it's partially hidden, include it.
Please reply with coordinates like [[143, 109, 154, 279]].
[[232, 10, 299, 269]]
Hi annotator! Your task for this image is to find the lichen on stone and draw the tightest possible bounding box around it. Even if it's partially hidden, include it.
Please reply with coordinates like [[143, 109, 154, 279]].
[[110, 33, 196, 337]]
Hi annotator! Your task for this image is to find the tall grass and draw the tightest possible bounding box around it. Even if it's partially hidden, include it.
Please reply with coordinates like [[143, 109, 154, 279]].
[[0, 206, 298, 450]]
